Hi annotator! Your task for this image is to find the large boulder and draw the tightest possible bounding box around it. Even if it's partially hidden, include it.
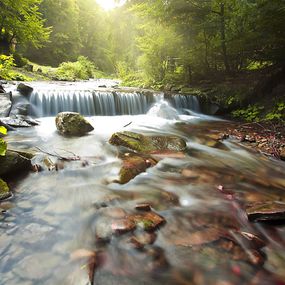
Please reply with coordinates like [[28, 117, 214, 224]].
[[0, 92, 12, 117], [55, 112, 94, 136], [0, 179, 11, 200], [17, 83, 33, 96], [109, 131, 187, 154], [0, 150, 32, 177]]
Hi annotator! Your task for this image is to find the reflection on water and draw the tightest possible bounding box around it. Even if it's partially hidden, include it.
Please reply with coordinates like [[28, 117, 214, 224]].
[[1, 112, 285, 285]]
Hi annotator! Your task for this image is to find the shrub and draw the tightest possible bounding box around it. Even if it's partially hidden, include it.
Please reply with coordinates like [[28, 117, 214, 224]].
[[232, 105, 264, 122], [0, 126, 7, 156], [13, 53, 28, 67], [0, 55, 15, 80], [56, 56, 96, 81]]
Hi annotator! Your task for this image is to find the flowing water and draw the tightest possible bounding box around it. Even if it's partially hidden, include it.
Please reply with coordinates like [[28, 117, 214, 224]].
[[1, 82, 285, 285]]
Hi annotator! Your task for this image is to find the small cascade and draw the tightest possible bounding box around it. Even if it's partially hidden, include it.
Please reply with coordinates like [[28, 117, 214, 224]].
[[169, 94, 200, 113], [28, 85, 201, 117]]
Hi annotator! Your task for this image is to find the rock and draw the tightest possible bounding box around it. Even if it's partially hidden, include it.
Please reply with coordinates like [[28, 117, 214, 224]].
[[280, 148, 285, 161], [119, 155, 157, 184], [109, 131, 187, 154], [17, 83, 33, 96], [55, 112, 94, 136], [8, 148, 35, 160], [246, 202, 285, 222], [0, 115, 39, 128], [0, 179, 11, 201], [0, 92, 12, 117], [130, 212, 166, 231], [135, 203, 152, 211], [0, 85, 5, 93], [132, 232, 157, 245], [0, 150, 32, 177], [111, 219, 136, 234], [165, 227, 226, 247]]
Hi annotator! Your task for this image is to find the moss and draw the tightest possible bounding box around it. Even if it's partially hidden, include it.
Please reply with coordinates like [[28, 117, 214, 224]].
[[109, 131, 186, 153], [0, 151, 31, 177], [136, 219, 154, 231], [0, 179, 11, 200], [119, 156, 155, 184], [55, 112, 94, 136]]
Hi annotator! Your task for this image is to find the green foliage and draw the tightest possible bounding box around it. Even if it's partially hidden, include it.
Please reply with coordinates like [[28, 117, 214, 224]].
[[0, 0, 51, 53], [0, 126, 7, 157], [56, 56, 96, 81], [13, 53, 29, 67], [0, 55, 15, 80], [265, 102, 285, 121], [232, 105, 265, 122], [116, 61, 144, 87], [246, 61, 273, 71], [232, 102, 285, 123]]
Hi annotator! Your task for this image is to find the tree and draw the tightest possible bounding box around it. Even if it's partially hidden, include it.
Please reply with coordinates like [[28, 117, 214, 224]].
[[0, 0, 50, 54]]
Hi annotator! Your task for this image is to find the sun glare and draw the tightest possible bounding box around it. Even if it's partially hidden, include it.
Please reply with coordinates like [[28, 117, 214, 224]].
[[96, 0, 126, 11]]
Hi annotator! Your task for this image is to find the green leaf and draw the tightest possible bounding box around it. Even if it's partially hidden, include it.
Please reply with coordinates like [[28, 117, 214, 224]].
[[0, 139, 7, 156], [0, 126, 7, 135]]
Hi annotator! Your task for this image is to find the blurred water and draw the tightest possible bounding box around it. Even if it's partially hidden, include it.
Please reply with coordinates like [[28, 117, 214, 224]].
[[0, 92, 285, 285]]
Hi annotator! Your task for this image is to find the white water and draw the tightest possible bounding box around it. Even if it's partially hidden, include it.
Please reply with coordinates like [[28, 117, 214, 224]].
[[15, 81, 201, 117]]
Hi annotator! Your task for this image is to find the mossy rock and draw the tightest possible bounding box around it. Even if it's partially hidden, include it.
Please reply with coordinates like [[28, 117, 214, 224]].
[[0, 179, 11, 200], [55, 112, 94, 136], [109, 131, 186, 154], [0, 150, 31, 177], [119, 155, 157, 184]]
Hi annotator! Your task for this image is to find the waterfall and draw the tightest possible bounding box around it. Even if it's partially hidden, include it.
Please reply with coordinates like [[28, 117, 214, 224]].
[[29, 88, 200, 117]]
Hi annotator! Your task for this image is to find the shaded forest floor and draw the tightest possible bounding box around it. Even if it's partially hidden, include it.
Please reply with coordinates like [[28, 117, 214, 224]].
[[224, 121, 285, 161]]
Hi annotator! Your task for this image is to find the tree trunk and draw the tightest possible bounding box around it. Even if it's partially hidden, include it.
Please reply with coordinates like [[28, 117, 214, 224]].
[[220, 3, 230, 73]]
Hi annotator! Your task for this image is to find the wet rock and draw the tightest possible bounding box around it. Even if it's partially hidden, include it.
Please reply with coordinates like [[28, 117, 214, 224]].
[[109, 131, 187, 153], [280, 148, 285, 161], [111, 219, 136, 234], [119, 155, 157, 184], [8, 148, 35, 160], [246, 202, 285, 222], [0, 92, 12, 117], [132, 231, 157, 245], [0, 179, 11, 201], [0, 84, 5, 93], [225, 231, 267, 251], [17, 83, 33, 96], [0, 150, 31, 177], [0, 115, 39, 128], [71, 249, 96, 261], [135, 203, 152, 211], [101, 207, 127, 219], [130, 212, 165, 231], [166, 227, 226, 247], [55, 112, 94, 136]]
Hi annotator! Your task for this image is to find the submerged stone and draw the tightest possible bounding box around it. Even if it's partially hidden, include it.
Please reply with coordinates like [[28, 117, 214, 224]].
[[119, 155, 157, 184], [130, 212, 166, 231], [0, 150, 31, 177], [246, 202, 285, 222], [55, 112, 94, 136], [109, 131, 186, 153], [0, 179, 11, 200]]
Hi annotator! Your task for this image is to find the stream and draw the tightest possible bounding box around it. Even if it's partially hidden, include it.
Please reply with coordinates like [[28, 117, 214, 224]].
[[1, 81, 285, 285]]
